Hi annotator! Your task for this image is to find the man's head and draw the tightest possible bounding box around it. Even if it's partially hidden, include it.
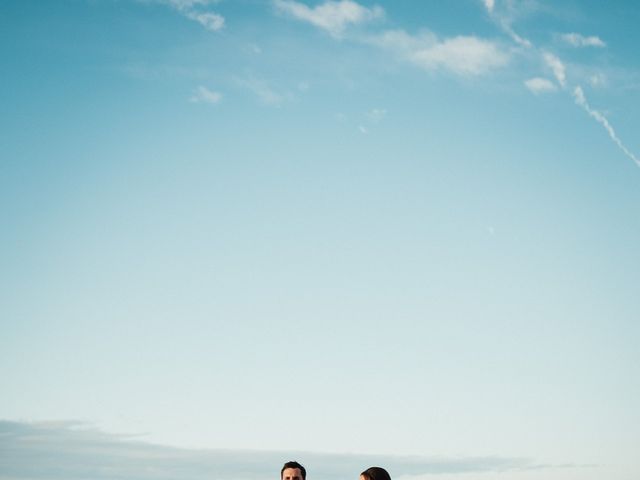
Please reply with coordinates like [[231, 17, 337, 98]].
[[281, 461, 306, 480]]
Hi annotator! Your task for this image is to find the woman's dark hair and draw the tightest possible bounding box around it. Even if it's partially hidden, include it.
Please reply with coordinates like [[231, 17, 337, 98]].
[[360, 467, 391, 480]]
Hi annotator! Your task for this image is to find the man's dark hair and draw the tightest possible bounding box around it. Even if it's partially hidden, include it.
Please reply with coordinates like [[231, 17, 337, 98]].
[[360, 467, 391, 480], [281, 461, 306, 480]]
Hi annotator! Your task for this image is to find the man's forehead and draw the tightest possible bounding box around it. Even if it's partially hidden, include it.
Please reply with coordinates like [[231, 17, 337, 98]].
[[283, 468, 302, 477]]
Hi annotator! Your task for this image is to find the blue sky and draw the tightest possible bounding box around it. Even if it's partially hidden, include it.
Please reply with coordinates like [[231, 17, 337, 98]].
[[1, 1, 639, 480]]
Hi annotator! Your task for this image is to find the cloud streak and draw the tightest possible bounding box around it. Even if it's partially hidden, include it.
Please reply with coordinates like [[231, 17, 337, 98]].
[[0, 420, 565, 480], [573, 86, 640, 167], [481, 0, 532, 47], [542, 52, 566, 88], [483, 1, 638, 166]]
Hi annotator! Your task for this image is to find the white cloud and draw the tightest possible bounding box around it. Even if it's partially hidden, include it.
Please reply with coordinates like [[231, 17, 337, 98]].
[[561, 33, 606, 48], [152, 0, 225, 31], [358, 125, 368, 134], [482, 0, 495, 13], [372, 30, 509, 76], [573, 86, 640, 167], [274, 0, 384, 37], [524, 77, 557, 94], [414, 36, 509, 75], [543, 52, 566, 87], [275, 1, 507, 77], [190, 85, 222, 104], [165, 0, 220, 9], [185, 10, 224, 31]]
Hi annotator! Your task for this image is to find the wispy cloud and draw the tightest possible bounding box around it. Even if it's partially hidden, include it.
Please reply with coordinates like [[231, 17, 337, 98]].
[[482, 1, 638, 166], [561, 33, 606, 48], [189, 85, 222, 104], [366, 108, 387, 123], [152, 0, 225, 31], [183, 10, 224, 31], [164, 0, 220, 8], [0, 420, 569, 480], [274, 0, 508, 77], [235, 76, 289, 106], [487, 1, 640, 167], [273, 0, 384, 38], [481, 0, 533, 47], [482, 0, 495, 14], [524, 77, 557, 94], [589, 72, 607, 87], [573, 86, 640, 167], [370, 29, 509, 76], [542, 52, 566, 87], [498, 20, 532, 48]]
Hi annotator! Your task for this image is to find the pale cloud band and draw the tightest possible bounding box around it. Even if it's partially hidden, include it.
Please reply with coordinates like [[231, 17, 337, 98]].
[[0, 420, 572, 480]]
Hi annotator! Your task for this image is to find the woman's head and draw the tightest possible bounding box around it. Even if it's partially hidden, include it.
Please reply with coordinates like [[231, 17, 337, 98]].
[[360, 467, 391, 480]]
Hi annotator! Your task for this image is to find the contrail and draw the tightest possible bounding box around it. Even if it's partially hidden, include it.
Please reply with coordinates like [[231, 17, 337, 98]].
[[483, 0, 639, 167], [573, 86, 640, 167]]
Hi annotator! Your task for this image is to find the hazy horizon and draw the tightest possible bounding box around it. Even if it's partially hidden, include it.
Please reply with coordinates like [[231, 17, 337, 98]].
[[0, 420, 587, 480]]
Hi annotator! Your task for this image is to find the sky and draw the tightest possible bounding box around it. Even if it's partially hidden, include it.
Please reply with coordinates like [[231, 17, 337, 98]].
[[1, 1, 639, 480]]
